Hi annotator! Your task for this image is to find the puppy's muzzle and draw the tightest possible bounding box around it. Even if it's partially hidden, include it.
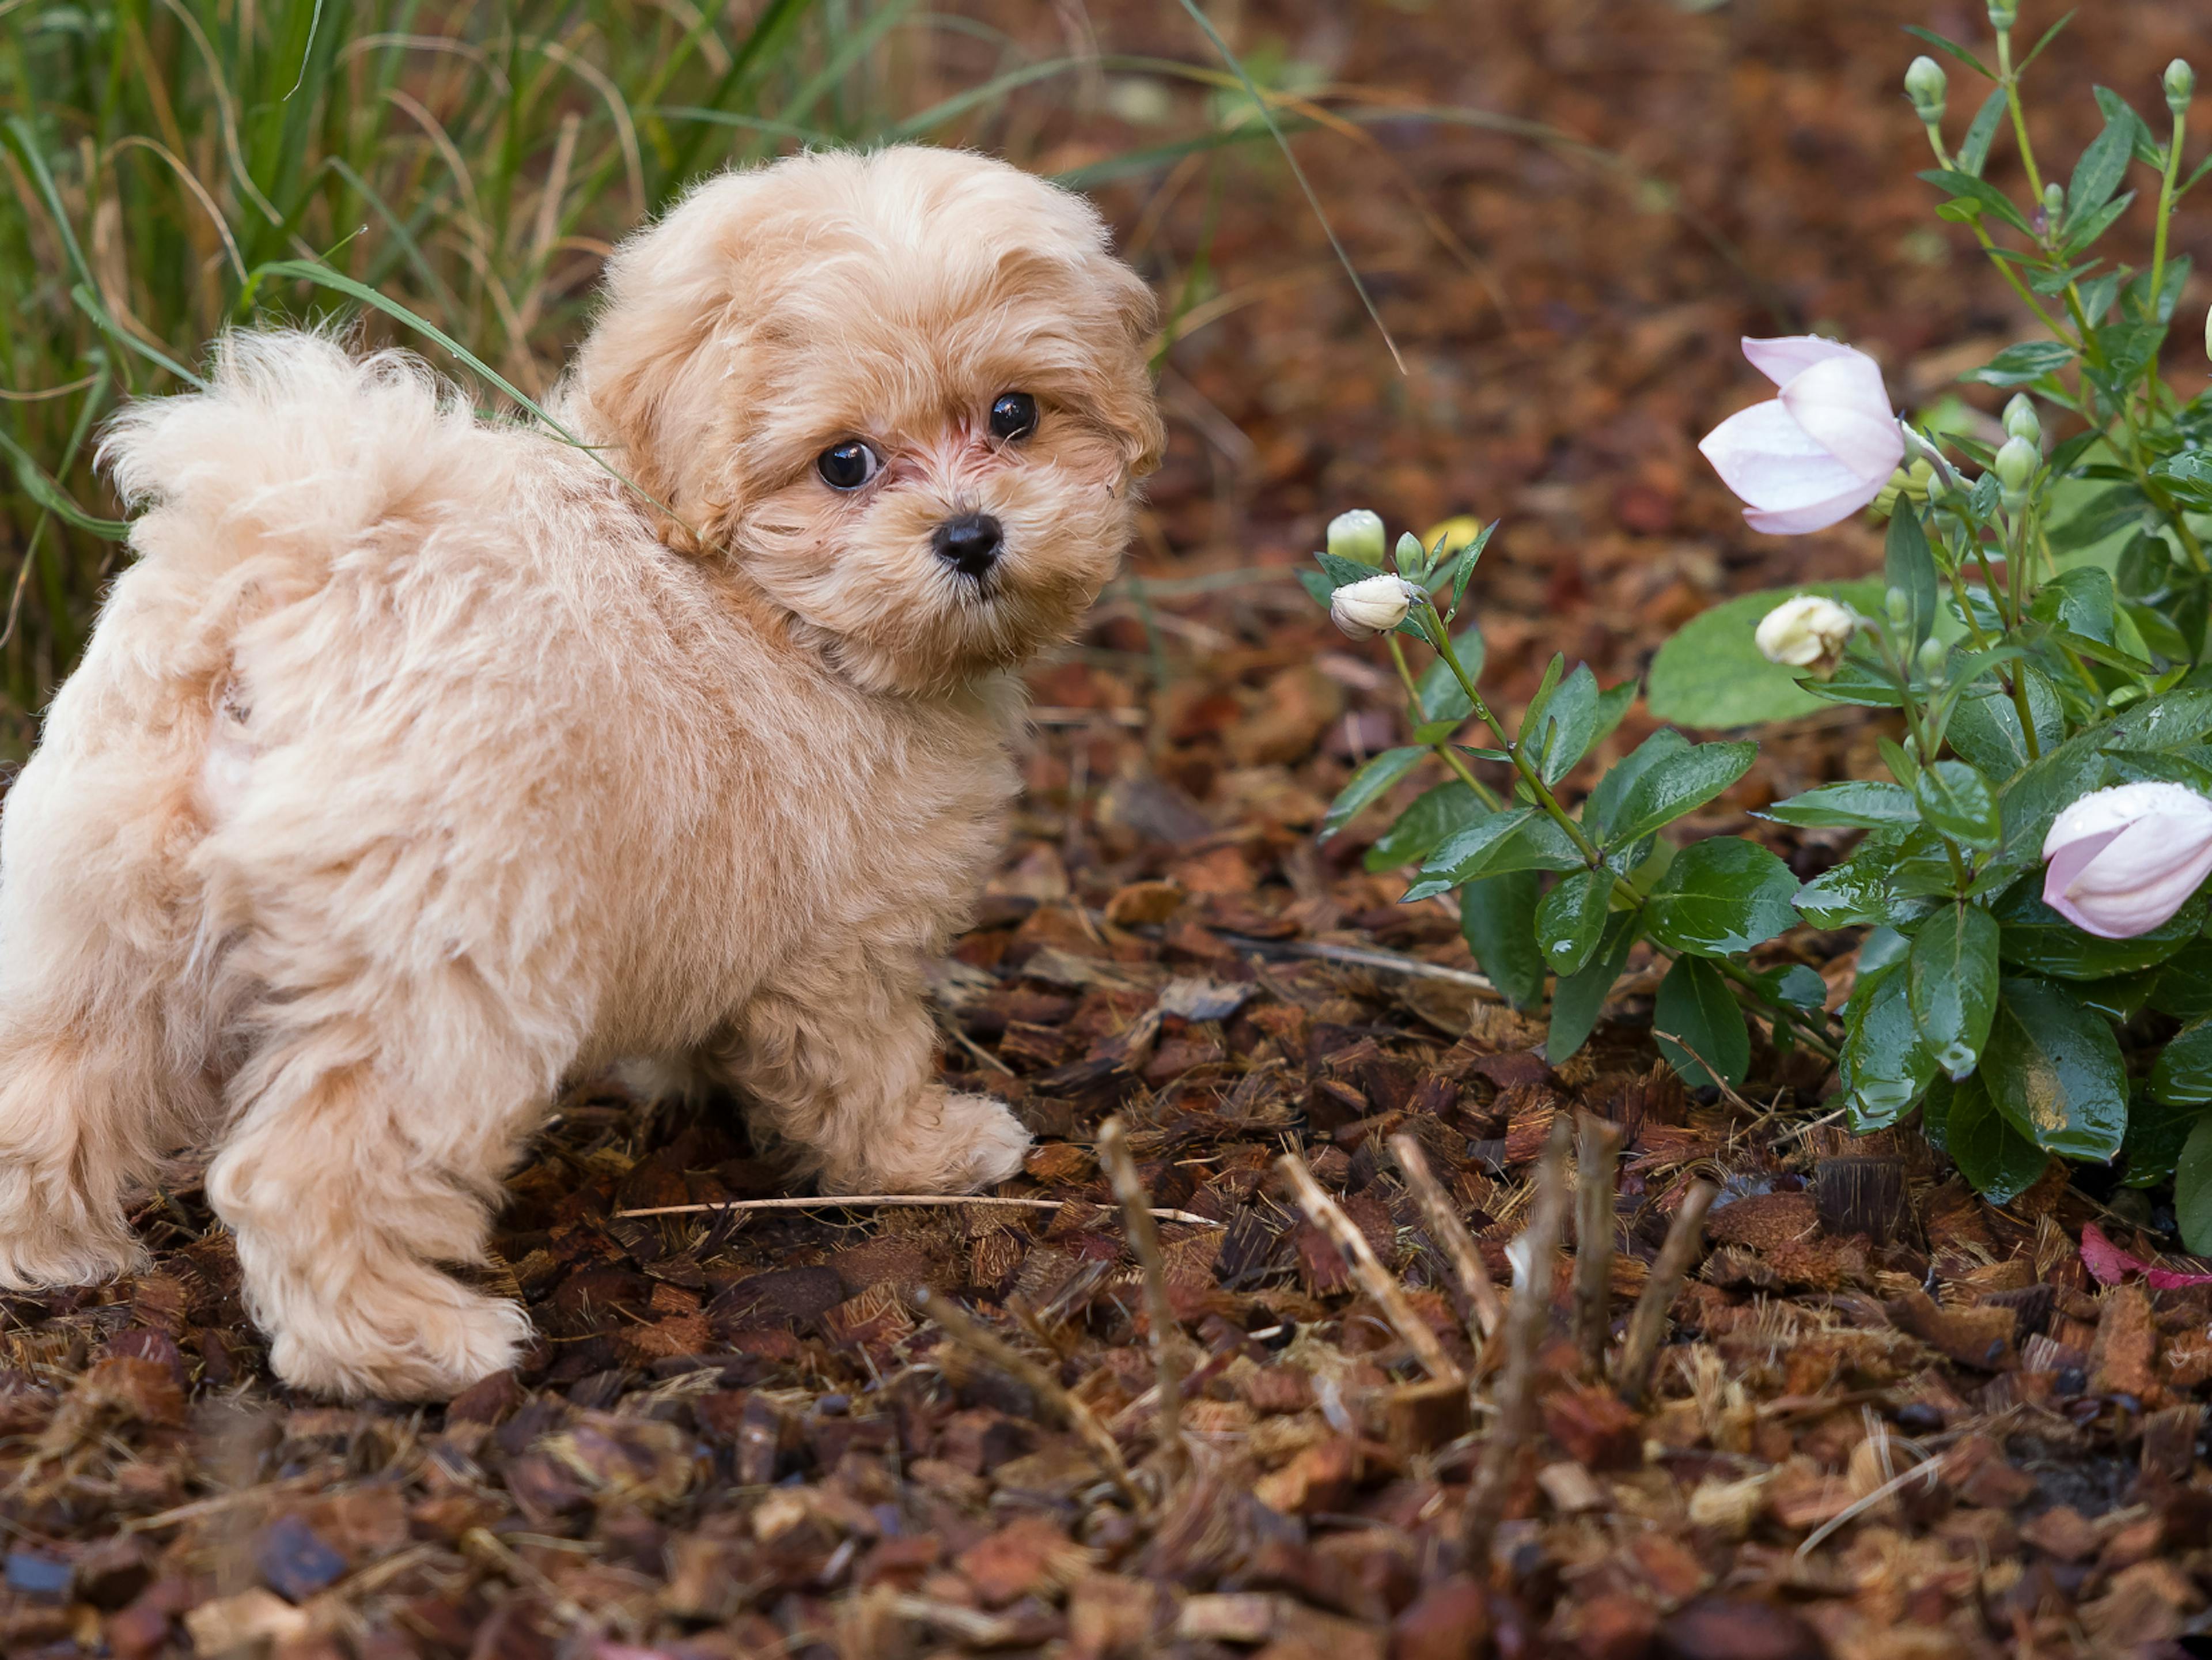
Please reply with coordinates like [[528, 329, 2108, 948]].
[[933, 512, 1003, 579]]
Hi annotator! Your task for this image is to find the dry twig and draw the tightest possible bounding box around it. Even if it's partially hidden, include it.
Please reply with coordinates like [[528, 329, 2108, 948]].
[[1388, 1133, 1502, 1341], [911, 1287, 1143, 1508], [1613, 1178, 1720, 1405], [1099, 1117, 1188, 1474], [614, 1194, 1221, 1226], [1278, 1152, 1463, 1386], [1463, 1115, 1570, 1571], [1573, 1113, 1621, 1375]]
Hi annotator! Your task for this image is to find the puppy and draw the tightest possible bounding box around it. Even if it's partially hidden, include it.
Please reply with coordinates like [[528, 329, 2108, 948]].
[[0, 146, 1163, 1400]]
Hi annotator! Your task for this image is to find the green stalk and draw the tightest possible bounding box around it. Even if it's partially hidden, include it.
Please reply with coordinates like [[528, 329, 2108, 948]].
[[2146, 104, 2187, 411], [1386, 636, 1502, 812], [1416, 599, 1603, 868]]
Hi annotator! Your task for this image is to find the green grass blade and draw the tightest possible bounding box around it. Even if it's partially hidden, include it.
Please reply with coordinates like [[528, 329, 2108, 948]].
[[1166, 0, 1404, 373]]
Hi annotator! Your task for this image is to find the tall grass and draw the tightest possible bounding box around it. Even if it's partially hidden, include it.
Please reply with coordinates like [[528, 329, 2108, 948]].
[[0, 0, 1277, 744]]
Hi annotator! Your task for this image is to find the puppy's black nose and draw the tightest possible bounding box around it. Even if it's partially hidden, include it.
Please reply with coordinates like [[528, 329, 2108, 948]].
[[933, 512, 1003, 577]]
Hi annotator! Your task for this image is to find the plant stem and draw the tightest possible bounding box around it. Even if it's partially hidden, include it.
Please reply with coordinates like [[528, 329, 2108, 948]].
[[1996, 27, 2046, 199], [1706, 953, 1842, 1063], [1388, 635, 1503, 811], [2147, 107, 2187, 408], [1419, 602, 1604, 868]]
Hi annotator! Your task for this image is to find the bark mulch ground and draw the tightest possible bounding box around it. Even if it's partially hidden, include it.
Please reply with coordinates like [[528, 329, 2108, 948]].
[[8, 1, 2212, 1655]]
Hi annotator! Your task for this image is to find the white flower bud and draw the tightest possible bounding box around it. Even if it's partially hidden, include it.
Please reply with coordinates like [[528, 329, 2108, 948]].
[[1327, 509, 1388, 566], [1755, 595, 1855, 678], [1987, 0, 2017, 28], [1995, 434, 2038, 500], [2169, 59, 2196, 115], [2041, 180, 2065, 230], [2044, 781, 2212, 939], [1916, 634, 1949, 682], [1906, 55, 1947, 124], [1329, 572, 1421, 640], [2003, 394, 2041, 445]]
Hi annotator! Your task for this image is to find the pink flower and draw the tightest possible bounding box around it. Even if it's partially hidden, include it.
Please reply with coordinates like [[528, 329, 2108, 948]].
[[1699, 337, 1906, 534], [2041, 781, 2212, 939]]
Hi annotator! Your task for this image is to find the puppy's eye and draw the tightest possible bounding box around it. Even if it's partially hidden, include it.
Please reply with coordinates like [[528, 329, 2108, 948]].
[[988, 392, 1039, 441], [817, 440, 882, 491]]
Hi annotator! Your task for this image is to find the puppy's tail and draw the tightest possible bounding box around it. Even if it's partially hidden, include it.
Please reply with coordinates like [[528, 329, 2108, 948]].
[[97, 329, 482, 583]]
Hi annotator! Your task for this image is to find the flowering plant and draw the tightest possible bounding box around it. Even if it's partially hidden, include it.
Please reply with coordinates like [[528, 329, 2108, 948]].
[[1309, 3, 2212, 1249]]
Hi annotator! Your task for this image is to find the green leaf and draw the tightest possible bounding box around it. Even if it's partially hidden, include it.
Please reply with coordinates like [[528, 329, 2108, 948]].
[[2151, 942, 2212, 1019], [1536, 868, 1613, 977], [2153, 1019, 2212, 1107], [2064, 193, 2138, 258], [1759, 780, 1919, 831], [1907, 903, 2000, 1080], [1885, 504, 1940, 648], [1317, 549, 1387, 589], [1946, 1071, 2051, 1205], [1946, 674, 2062, 777], [1994, 881, 2206, 978], [1587, 729, 1688, 842], [1319, 747, 1425, 841], [1404, 808, 1585, 901], [1796, 830, 1938, 931], [2066, 114, 2135, 220], [1964, 339, 2077, 387], [2123, 1092, 2202, 1187], [1461, 871, 1546, 1011], [1414, 627, 1487, 723], [1653, 955, 1748, 1091], [2177, 1117, 2212, 1254], [1603, 740, 1757, 849], [1528, 663, 1602, 784], [1980, 977, 2129, 1161], [1546, 913, 1638, 1065], [1448, 521, 1496, 610], [1918, 168, 2036, 236], [2093, 84, 2165, 170], [1646, 580, 1885, 727], [1838, 965, 1936, 1131], [1365, 781, 1484, 872], [1957, 85, 2009, 176], [1915, 760, 2002, 850], [1644, 838, 1799, 956]]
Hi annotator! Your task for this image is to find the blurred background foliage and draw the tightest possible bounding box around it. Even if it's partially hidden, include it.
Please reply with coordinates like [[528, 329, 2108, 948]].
[[1, 0, 1465, 751]]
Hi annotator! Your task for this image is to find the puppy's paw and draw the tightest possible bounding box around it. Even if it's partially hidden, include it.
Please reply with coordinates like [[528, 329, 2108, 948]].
[[940, 1092, 1032, 1189], [267, 1284, 531, 1402], [0, 1215, 143, 1291]]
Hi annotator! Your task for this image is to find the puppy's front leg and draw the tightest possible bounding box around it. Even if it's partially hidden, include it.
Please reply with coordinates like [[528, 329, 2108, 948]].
[[722, 952, 1029, 1194]]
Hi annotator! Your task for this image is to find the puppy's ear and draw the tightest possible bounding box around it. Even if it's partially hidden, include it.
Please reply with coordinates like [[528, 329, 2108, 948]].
[[571, 174, 766, 552], [1096, 263, 1168, 481]]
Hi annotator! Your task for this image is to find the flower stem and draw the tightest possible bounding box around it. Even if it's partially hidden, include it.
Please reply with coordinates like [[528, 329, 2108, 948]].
[[1387, 635, 1503, 812], [1419, 602, 1604, 868]]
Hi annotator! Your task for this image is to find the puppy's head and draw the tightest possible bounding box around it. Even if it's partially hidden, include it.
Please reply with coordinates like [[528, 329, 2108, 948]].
[[571, 146, 1164, 695]]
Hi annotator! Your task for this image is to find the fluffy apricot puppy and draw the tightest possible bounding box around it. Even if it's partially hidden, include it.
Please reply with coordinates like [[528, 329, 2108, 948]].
[[0, 146, 1162, 1400]]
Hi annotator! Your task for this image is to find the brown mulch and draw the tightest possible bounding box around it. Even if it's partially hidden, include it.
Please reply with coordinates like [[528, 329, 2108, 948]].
[[9, 1, 2212, 1657]]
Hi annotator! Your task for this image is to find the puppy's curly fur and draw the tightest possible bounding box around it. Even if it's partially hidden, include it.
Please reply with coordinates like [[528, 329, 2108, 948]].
[[0, 147, 1162, 1400]]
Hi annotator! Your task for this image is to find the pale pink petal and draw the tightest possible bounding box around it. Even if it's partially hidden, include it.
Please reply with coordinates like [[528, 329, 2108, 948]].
[[2043, 825, 2123, 911], [2061, 821, 2212, 937], [1740, 471, 1892, 534], [1741, 335, 1859, 388], [1779, 353, 1904, 483], [1699, 400, 1866, 512]]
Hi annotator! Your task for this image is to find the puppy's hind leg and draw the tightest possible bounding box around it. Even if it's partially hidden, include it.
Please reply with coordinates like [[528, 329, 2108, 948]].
[[717, 950, 1031, 1195], [0, 747, 221, 1289], [209, 976, 555, 1401]]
